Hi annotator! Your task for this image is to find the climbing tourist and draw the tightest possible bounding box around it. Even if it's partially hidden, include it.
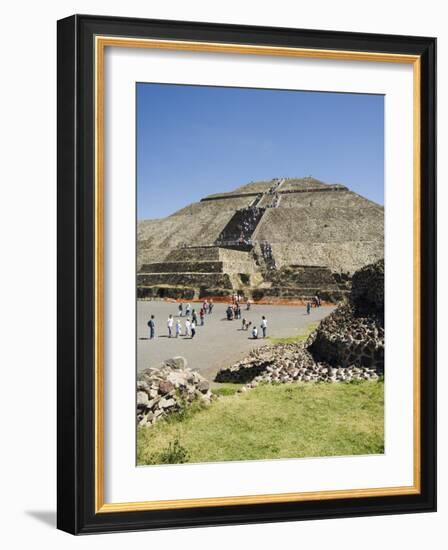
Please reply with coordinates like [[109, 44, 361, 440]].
[[167, 314, 174, 338], [261, 315, 267, 338], [147, 315, 155, 339]]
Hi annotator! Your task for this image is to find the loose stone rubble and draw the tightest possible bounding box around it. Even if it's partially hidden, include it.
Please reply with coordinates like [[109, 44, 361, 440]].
[[215, 259, 384, 388], [215, 342, 379, 388], [137, 356, 213, 426]]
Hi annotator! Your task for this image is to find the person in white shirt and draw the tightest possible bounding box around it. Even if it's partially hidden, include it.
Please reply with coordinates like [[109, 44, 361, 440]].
[[167, 314, 174, 338], [190, 320, 196, 339], [175, 319, 181, 338], [252, 326, 258, 339], [185, 318, 191, 338], [261, 316, 267, 338]]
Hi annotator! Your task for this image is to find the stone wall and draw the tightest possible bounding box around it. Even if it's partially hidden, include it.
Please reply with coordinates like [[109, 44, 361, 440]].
[[307, 259, 384, 372], [137, 286, 196, 300], [140, 261, 226, 274], [137, 272, 233, 289], [250, 287, 348, 302], [306, 303, 384, 371], [269, 241, 383, 274], [166, 246, 221, 262], [351, 259, 384, 318]]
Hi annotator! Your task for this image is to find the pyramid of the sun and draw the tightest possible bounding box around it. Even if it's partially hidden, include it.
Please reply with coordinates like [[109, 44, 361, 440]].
[[137, 177, 384, 301]]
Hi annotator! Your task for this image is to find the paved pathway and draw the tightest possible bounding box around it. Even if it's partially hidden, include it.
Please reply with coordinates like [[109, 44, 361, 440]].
[[137, 301, 334, 382]]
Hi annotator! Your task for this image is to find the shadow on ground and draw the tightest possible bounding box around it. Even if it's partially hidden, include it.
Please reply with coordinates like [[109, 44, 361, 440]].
[[25, 510, 56, 528]]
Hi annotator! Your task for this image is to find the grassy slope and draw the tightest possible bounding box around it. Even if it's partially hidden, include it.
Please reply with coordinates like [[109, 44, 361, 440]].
[[137, 380, 384, 465]]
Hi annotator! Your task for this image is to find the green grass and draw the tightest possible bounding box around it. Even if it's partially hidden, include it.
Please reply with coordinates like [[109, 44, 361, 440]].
[[211, 383, 243, 397], [267, 322, 318, 345], [137, 379, 384, 465]]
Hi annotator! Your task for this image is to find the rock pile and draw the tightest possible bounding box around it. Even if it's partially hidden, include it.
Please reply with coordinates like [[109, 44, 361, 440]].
[[215, 342, 379, 387], [137, 356, 213, 426], [215, 259, 384, 387]]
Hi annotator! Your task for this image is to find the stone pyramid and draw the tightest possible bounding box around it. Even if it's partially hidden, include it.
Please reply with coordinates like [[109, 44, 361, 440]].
[[137, 177, 384, 301]]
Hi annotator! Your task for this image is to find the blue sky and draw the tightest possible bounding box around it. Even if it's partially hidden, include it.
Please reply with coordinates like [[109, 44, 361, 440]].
[[137, 83, 384, 220]]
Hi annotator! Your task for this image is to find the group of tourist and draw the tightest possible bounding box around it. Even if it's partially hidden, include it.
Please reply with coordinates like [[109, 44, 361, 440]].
[[238, 206, 261, 244], [226, 304, 242, 320], [233, 293, 253, 310], [177, 299, 214, 319], [146, 295, 268, 340], [148, 311, 200, 340], [164, 314, 198, 339], [223, 296, 256, 319], [155, 299, 215, 339], [240, 315, 267, 339], [216, 205, 261, 247]]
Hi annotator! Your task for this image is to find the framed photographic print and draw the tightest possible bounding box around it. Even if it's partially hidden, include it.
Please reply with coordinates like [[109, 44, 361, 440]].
[[57, 14, 436, 534]]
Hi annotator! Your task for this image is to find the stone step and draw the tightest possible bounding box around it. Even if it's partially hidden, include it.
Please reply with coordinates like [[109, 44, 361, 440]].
[[250, 287, 349, 301], [137, 272, 233, 289], [140, 261, 225, 274], [139, 259, 257, 275], [166, 246, 221, 262], [215, 207, 265, 245]]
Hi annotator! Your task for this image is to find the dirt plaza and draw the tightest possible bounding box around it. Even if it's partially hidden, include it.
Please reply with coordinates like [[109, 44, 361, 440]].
[[137, 300, 334, 381]]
